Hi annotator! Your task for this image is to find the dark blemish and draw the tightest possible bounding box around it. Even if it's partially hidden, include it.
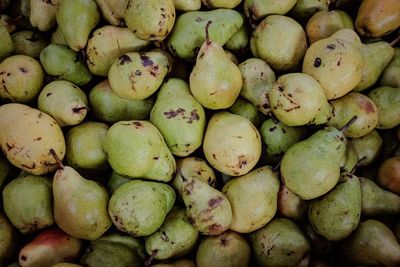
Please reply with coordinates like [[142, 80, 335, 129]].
[[149, 65, 159, 77], [140, 54, 154, 67], [21, 163, 36, 170], [361, 100, 375, 114], [282, 128, 286, 134], [287, 93, 293, 97], [195, 16, 203, 22], [132, 122, 143, 128], [278, 86, 284, 92], [163, 108, 185, 118], [135, 70, 142, 76], [153, 157, 159, 160], [185, 144, 190, 147], [207, 177, 213, 185], [267, 246, 274, 256], [263, 103, 269, 109], [46, 92, 52, 97], [150, 34, 156, 39], [34, 137, 42, 141], [184, 109, 200, 124], [161, 13, 166, 19], [269, 126, 277, 132], [199, 52, 205, 58], [314, 58, 322, 68], [72, 106, 88, 113], [261, 72, 264, 77], [326, 44, 336, 50], [237, 155, 247, 169], [197, 171, 202, 175], [160, 7, 165, 11], [5, 142, 14, 151], [208, 224, 222, 233], [6, 73, 10, 76], [19, 67, 28, 73], [212, 154, 217, 160], [38, 113, 43, 118], [119, 55, 132, 65], [208, 196, 224, 208], [121, 123, 131, 126], [337, 57, 342, 66], [161, 231, 169, 242], [183, 179, 196, 195], [20, 255, 27, 261], [220, 236, 229, 246]]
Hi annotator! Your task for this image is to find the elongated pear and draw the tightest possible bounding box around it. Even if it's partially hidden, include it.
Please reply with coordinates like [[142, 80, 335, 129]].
[[30, 0, 59, 32]]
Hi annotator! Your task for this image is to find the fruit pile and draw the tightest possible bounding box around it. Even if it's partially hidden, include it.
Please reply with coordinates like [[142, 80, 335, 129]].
[[0, 0, 399, 266]]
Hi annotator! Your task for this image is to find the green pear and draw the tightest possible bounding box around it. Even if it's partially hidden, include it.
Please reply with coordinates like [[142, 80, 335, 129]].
[[94, 0, 127, 26], [0, 103, 65, 175], [341, 220, 400, 266], [0, 213, 17, 264], [150, 78, 206, 156], [202, 0, 241, 8], [125, 0, 175, 41], [308, 173, 361, 241], [225, 25, 249, 54], [0, 23, 13, 61], [108, 180, 175, 236], [167, 9, 243, 60], [203, 112, 262, 176], [51, 26, 67, 45], [86, 26, 151, 76], [89, 80, 154, 123], [56, 0, 100, 51], [244, 0, 297, 21], [368, 86, 400, 129], [269, 73, 332, 126], [222, 166, 280, 233], [341, 141, 358, 172], [108, 52, 169, 100], [189, 22, 242, 110], [53, 165, 112, 240], [19, 227, 82, 267], [350, 130, 382, 166], [65, 122, 109, 175], [302, 29, 363, 100], [354, 42, 395, 92], [37, 81, 88, 127], [29, 0, 59, 32], [11, 31, 49, 58], [377, 156, 400, 194], [182, 177, 232, 235], [359, 177, 400, 216], [0, 55, 44, 103], [145, 208, 199, 260], [328, 92, 379, 138], [173, 0, 201, 11], [196, 231, 251, 267], [107, 171, 130, 194], [229, 98, 265, 128], [103, 120, 176, 182], [40, 44, 93, 86], [290, 0, 330, 21], [2, 173, 54, 234], [381, 48, 400, 88], [277, 184, 308, 221], [250, 218, 311, 267], [251, 15, 307, 71], [238, 58, 276, 115]]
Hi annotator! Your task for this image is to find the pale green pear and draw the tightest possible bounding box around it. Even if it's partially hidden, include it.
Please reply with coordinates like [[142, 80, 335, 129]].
[[0, 213, 17, 264], [145, 208, 199, 260], [173, 0, 201, 11], [19, 227, 82, 267], [203, 112, 261, 176], [222, 166, 280, 233], [350, 130, 382, 166], [380, 48, 400, 88], [0, 55, 44, 103], [37, 81, 88, 127], [0, 23, 13, 61], [303, 29, 363, 100], [103, 120, 176, 182], [250, 218, 311, 267], [196, 231, 251, 267], [269, 73, 332, 126], [341, 220, 400, 266], [53, 166, 112, 240], [244, 0, 297, 21], [107, 171, 130, 194], [225, 25, 249, 54], [29, 0, 59, 32], [108, 180, 175, 236], [86, 26, 151, 76], [11, 31, 49, 58], [290, 0, 330, 21], [277, 184, 308, 221], [167, 9, 243, 60], [94, 0, 127, 26], [229, 98, 265, 127], [368, 86, 400, 129], [2, 173, 54, 234], [56, 0, 100, 51], [202, 0, 241, 8], [182, 177, 232, 235], [341, 142, 358, 172], [150, 78, 206, 156], [51, 27, 67, 45], [0, 104, 65, 175]]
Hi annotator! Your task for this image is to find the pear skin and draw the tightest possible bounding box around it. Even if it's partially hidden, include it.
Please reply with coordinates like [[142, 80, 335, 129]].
[[0, 213, 17, 263], [29, 0, 60, 32], [377, 156, 400, 194], [367, 86, 400, 129], [380, 48, 400, 88]]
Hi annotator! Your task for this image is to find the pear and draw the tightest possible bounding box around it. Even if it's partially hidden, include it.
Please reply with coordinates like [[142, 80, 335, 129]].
[[368, 86, 400, 129], [108, 180, 175, 237], [341, 141, 358, 172], [354, 42, 395, 92], [229, 98, 265, 128], [269, 73, 332, 126], [53, 164, 112, 240], [89, 80, 154, 123], [0, 103, 65, 175], [107, 171, 130, 194], [56, 0, 100, 51], [302, 222, 332, 255], [238, 58, 276, 115], [40, 44, 93, 86], [65, 122, 109, 175], [151, 259, 195, 267], [377, 156, 400, 194], [302, 29, 363, 100], [355, 0, 400, 38], [86, 26, 151, 76], [51, 26, 67, 45], [94, 0, 127, 26], [222, 166, 280, 233], [250, 218, 311, 267], [350, 130, 382, 166], [145, 208, 199, 260], [108, 52, 170, 100], [0, 23, 13, 61], [0, 156, 18, 189], [251, 15, 307, 71], [196, 231, 251, 267], [225, 25, 249, 54], [11, 31, 49, 58], [19, 227, 82, 267], [167, 9, 243, 60], [2, 173, 54, 234], [0, 213, 17, 264], [29, 0, 59, 32], [290, 0, 330, 21], [328, 92, 379, 138], [170, 157, 216, 200], [0, 55, 44, 103], [306, 10, 354, 44], [173, 0, 201, 11], [202, 0, 241, 8], [150, 78, 206, 156], [308, 173, 361, 241], [277, 184, 308, 221], [244, 0, 297, 21], [103, 120, 176, 182], [37, 81, 88, 127], [182, 177, 232, 235], [189, 21, 242, 110], [203, 112, 262, 176], [125, 0, 175, 41], [359, 177, 400, 216], [381, 48, 400, 88], [341, 220, 400, 266]]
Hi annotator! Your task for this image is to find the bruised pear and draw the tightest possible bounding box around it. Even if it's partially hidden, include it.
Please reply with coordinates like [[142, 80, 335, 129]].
[[368, 86, 400, 129]]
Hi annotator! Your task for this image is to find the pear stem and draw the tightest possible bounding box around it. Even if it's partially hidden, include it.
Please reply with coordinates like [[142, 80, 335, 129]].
[[273, 160, 281, 172], [350, 156, 367, 174], [205, 20, 213, 45], [50, 149, 64, 170], [144, 250, 158, 267], [340, 116, 357, 133], [390, 34, 400, 47]]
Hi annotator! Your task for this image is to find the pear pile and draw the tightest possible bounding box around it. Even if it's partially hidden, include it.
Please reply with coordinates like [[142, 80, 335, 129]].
[[0, 0, 400, 266]]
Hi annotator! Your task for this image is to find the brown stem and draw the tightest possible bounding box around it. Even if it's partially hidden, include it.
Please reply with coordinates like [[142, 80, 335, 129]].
[[205, 20, 213, 45], [144, 250, 158, 267], [340, 116, 357, 132], [273, 160, 281, 172], [390, 34, 400, 47], [50, 149, 64, 170], [350, 156, 367, 174]]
